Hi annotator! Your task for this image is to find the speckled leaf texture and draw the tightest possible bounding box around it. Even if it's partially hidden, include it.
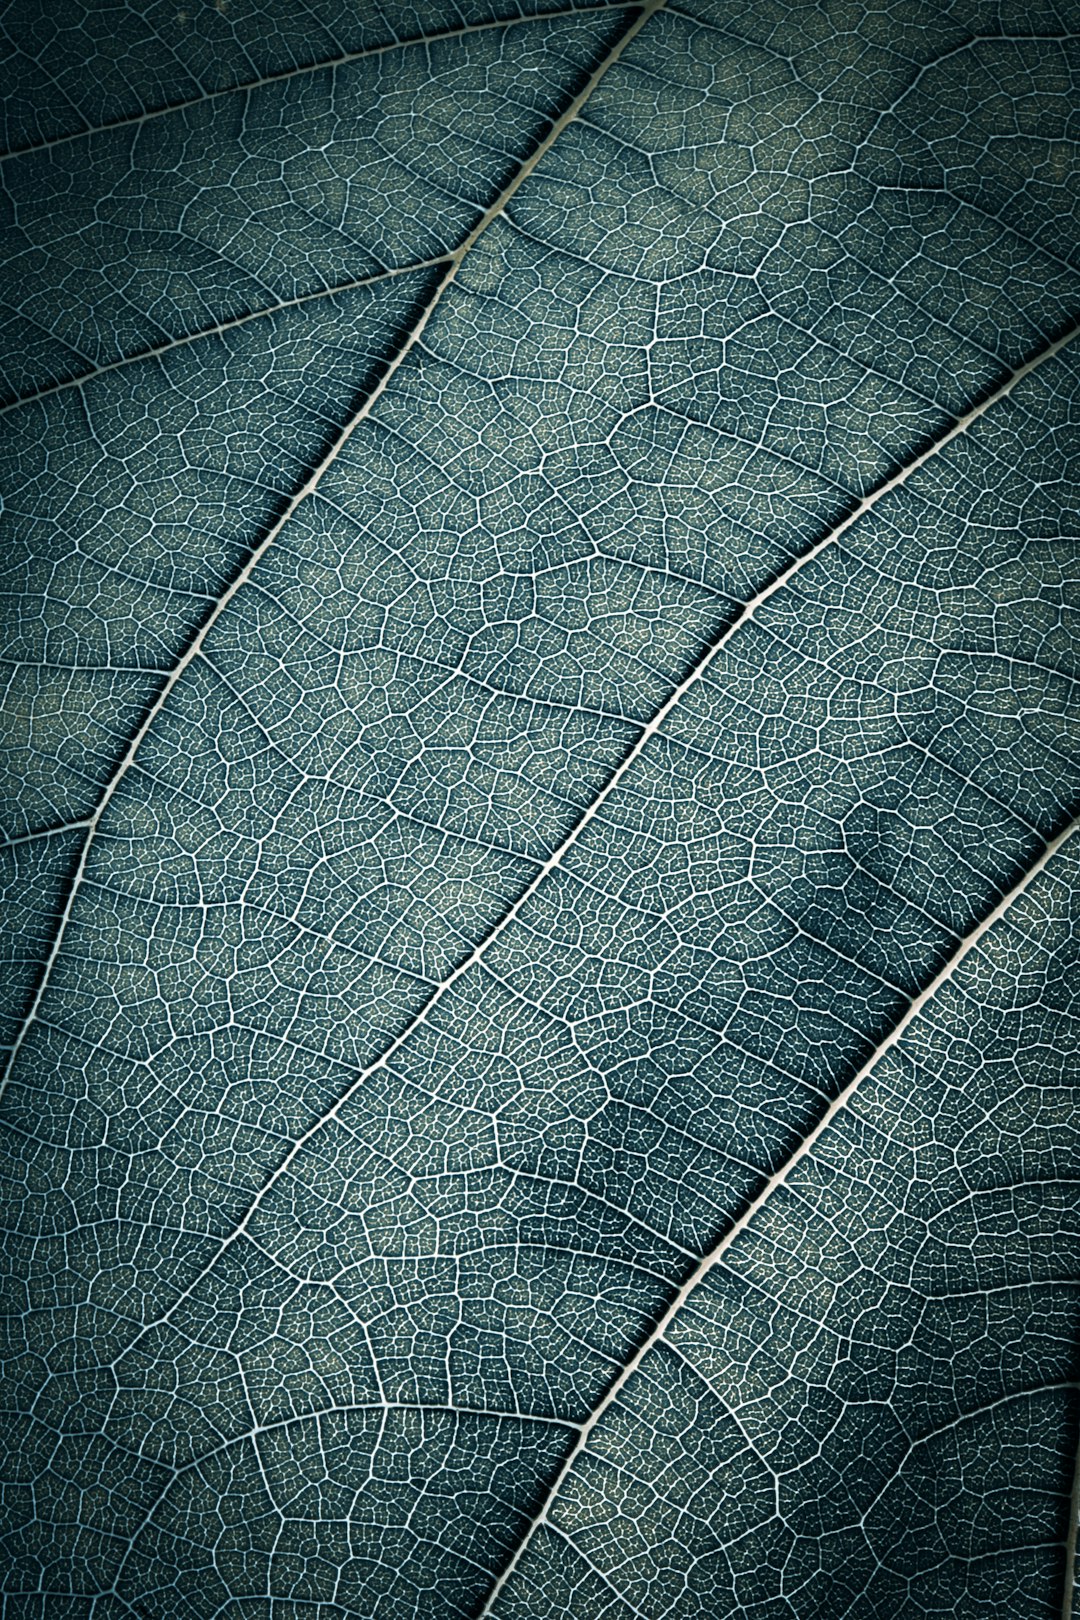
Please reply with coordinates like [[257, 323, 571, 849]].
[[1, 1, 1078, 1616]]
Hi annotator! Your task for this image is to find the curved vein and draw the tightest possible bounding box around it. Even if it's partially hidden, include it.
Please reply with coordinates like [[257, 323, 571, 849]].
[[0, 0, 665, 1101], [0, 3, 638, 165], [50, 314, 1080, 1382], [475, 806, 1080, 1617]]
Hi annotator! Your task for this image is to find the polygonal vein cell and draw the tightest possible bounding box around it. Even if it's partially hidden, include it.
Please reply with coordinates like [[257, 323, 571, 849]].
[[0, 4, 639, 1052], [0, 0, 634, 157], [0, 7, 631, 400]]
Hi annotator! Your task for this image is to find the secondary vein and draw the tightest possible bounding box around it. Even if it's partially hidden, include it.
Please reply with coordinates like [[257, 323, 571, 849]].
[[0, 0, 664, 1102], [475, 805, 1080, 1618], [0, 2, 638, 165], [43, 311, 1077, 1404], [0, 259, 452, 417]]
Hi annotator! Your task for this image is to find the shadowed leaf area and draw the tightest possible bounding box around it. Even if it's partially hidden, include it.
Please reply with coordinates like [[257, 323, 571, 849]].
[[1, 0, 1078, 1616]]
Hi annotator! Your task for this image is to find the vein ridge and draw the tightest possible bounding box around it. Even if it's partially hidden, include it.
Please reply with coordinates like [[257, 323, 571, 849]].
[[40, 313, 1077, 1406], [1065, 1407, 1080, 1619], [474, 806, 1080, 1617], [0, 260, 451, 417], [0, 0, 664, 1102], [0, 2, 638, 165]]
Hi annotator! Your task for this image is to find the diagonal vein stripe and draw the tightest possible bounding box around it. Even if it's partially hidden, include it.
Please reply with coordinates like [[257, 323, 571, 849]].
[[0, 0, 665, 1099], [476, 805, 1080, 1617]]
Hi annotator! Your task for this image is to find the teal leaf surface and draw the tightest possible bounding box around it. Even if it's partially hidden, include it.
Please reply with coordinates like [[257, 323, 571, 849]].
[[491, 835, 1080, 1618], [1, 2, 1078, 1616]]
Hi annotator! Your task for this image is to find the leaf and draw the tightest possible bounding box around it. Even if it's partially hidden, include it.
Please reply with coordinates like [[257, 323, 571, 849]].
[[1, 2, 1078, 1617]]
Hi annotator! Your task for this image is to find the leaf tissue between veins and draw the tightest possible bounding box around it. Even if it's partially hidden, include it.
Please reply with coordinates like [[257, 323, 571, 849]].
[[0, 1, 1078, 1617]]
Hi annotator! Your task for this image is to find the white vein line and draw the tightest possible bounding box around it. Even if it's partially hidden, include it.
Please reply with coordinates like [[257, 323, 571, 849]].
[[476, 808, 1080, 1617], [0, 2, 637, 165], [101, 1402, 582, 1611], [898, 1382, 1080, 1456], [0, 819, 92, 853], [0, 0, 663, 1104], [0, 259, 451, 418], [166, 1400, 582, 1480]]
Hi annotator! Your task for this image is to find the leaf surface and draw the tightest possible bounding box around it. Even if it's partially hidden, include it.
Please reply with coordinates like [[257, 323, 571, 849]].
[[1, 1, 1078, 1616], [490, 831, 1080, 1618]]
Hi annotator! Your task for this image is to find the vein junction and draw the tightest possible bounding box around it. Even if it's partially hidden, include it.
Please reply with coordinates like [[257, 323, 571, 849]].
[[2, 1, 1079, 1614]]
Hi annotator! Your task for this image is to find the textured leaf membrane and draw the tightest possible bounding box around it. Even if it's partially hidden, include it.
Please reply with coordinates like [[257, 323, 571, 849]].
[[0, 0, 1078, 1616], [495, 838, 1080, 1618]]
